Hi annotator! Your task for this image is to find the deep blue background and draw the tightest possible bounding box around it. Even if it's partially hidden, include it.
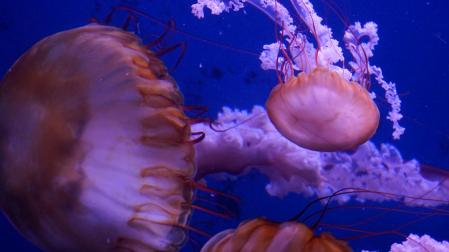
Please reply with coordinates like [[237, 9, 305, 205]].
[[1, 0, 448, 251]]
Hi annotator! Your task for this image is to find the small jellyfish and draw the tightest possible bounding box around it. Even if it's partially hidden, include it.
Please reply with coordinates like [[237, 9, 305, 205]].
[[261, 2, 381, 152], [192, 0, 404, 152], [266, 67, 379, 152], [0, 24, 195, 252], [201, 218, 351, 252]]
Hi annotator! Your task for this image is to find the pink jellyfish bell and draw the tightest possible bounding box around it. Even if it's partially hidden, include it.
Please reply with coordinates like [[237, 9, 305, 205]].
[[266, 67, 379, 152]]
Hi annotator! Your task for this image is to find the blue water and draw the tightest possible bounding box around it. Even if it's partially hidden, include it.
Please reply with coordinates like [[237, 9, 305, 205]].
[[1, 1, 448, 251]]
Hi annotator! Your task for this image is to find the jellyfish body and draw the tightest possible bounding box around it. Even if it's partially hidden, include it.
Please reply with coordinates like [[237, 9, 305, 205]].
[[201, 218, 352, 252], [192, 0, 399, 151], [266, 67, 379, 152], [0, 24, 195, 252]]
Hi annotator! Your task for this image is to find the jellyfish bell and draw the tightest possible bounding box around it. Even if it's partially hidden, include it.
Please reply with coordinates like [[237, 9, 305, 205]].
[[201, 218, 351, 252], [0, 23, 195, 252], [266, 67, 380, 152]]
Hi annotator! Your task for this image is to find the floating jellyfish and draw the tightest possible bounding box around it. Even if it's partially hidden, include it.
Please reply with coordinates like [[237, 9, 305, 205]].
[[266, 67, 379, 151], [192, 0, 405, 151], [201, 218, 351, 252], [0, 24, 195, 251]]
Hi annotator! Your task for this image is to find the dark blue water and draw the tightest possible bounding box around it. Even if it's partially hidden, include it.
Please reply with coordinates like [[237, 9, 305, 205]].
[[1, 1, 448, 251]]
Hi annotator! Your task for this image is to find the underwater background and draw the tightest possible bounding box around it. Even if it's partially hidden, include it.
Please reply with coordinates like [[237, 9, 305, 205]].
[[0, 0, 448, 251]]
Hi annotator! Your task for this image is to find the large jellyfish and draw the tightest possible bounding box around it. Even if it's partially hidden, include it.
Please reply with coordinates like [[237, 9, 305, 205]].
[[192, 0, 404, 151], [0, 24, 195, 251]]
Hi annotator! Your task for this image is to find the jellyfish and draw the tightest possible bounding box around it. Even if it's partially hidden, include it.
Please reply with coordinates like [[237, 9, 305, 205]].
[[201, 218, 351, 252], [192, 0, 405, 152], [0, 24, 196, 251], [265, 67, 379, 151]]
